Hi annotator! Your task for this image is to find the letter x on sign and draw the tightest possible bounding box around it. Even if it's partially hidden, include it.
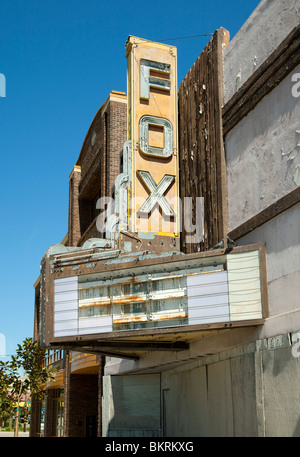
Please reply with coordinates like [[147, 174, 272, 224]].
[[137, 170, 175, 217]]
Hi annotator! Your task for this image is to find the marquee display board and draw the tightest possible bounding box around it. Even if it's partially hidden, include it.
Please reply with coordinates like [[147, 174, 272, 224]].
[[40, 244, 268, 349]]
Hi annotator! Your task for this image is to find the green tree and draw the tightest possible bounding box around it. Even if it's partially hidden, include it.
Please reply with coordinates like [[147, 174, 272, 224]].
[[0, 362, 15, 427], [0, 338, 56, 436]]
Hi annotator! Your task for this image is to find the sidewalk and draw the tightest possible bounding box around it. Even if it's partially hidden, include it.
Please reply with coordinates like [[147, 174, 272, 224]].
[[0, 431, 29, 437]]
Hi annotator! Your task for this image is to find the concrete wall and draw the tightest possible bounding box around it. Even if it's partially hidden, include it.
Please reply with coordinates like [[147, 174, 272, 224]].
[[225, 63, 300, 231], [104, 333, 300, 437], [223, 0, 300, 337], [103, 374, 161, 437], [223, 0, 300, 103], [161, 333, 300, 437], [237, 204, 300, 337]]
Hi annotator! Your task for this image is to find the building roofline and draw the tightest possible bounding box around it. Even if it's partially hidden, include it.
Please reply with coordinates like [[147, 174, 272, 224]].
[[75, 91, 126, 167]]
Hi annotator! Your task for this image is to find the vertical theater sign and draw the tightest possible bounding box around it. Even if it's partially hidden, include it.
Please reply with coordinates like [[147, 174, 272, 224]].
[[126, 36, 179, 237], [39, 37, 268, 356]]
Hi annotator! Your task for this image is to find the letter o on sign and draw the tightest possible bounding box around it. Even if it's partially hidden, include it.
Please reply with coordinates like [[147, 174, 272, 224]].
[[139, 115, 173, 158]]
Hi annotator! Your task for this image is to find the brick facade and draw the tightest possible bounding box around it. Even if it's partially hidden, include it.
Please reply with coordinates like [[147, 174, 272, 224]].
[[68, 91, 127, 247], [66, 374, 99, 437], [68, 166, 81, 247]]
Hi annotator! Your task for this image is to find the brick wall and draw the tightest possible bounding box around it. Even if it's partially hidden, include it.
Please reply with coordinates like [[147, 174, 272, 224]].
[[107, 99, 127, 196], [66, 374, 99, 437], [68, 166, 81, 246], [68, 91, 127, 247], [44, 389, 59, 436]]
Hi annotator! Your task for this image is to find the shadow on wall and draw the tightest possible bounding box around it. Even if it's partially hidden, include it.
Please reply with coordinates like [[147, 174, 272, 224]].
[[107, 374, 162, 437], [294, 417, 300, 437]]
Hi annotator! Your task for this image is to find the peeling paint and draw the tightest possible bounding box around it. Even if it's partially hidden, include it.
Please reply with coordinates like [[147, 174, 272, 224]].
[[138, 232, 156, 240], [293, 164, 300, 185], [123, 241, 132, 252]]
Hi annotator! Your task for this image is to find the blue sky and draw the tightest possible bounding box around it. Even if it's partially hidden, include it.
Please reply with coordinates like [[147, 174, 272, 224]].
[[0, 0, 261, 359]]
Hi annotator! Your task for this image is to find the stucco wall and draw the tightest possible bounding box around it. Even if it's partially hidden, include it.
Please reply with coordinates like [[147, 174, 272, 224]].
[[102, 373, 161, 437], [225, 63, 300, 232], [223, 0, 300, 104], [223, 0, 300, 347], [161, 334, 300, 437], [237, 204, 300, 337], [104, 333, 300, 437]]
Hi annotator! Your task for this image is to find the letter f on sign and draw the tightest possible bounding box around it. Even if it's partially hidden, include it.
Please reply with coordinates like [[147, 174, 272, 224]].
[[140, 59, 171, 100], [137, 170, 175, 217]]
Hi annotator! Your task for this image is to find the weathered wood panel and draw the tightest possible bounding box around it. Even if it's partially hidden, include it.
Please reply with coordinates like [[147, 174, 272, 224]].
[[178, 28, 229, 253]]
